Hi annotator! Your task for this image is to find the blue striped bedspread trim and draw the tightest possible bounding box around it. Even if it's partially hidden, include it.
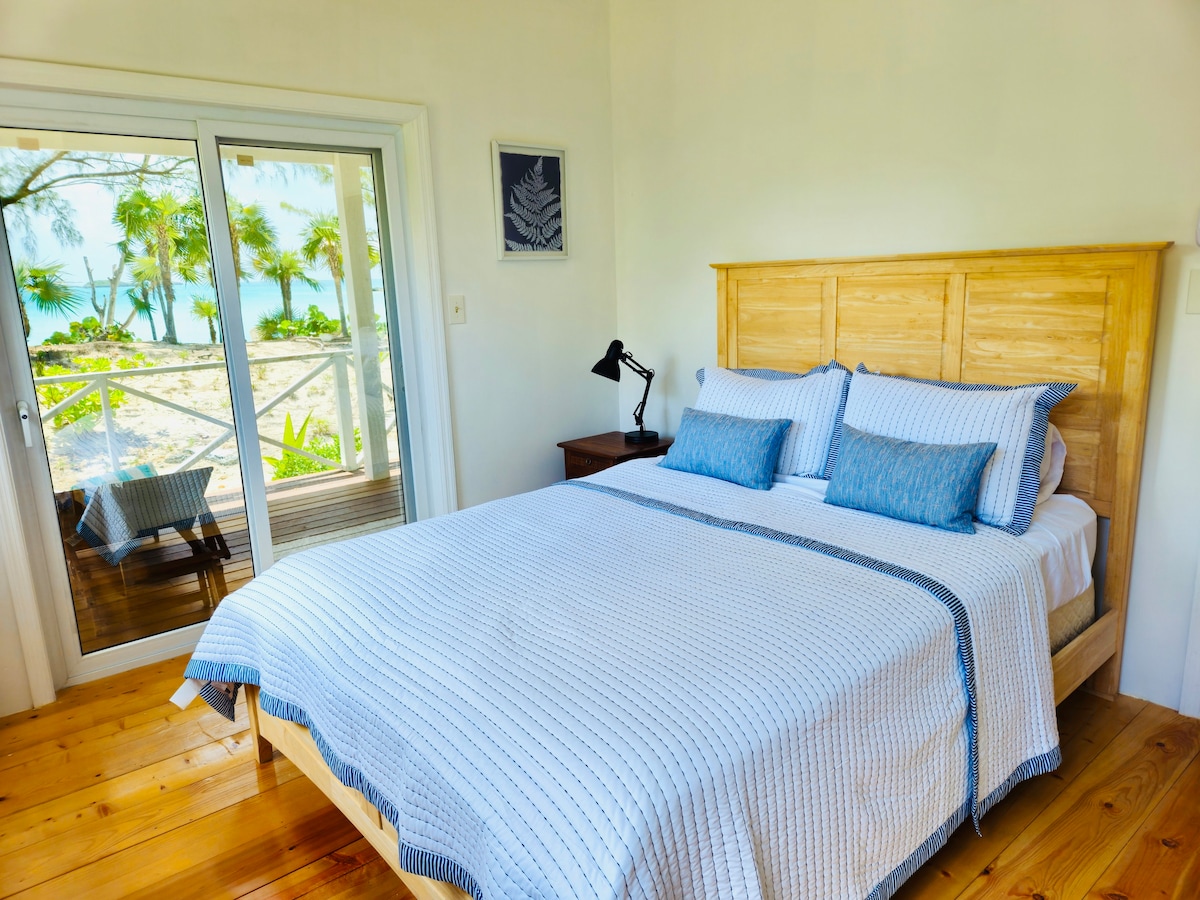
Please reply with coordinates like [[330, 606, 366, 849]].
[[182, 659, 486, 900], [867, 742, 1061, 900]]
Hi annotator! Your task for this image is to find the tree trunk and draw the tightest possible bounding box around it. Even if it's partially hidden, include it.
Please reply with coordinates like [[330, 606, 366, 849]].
[[207, 317, 217, 344], [281, 278, 293, 322], [327, 247, 348, 337], [105, 254, 127, 327], [333, 274, 348, 337], [83, 257, 103, 318], [19, 300, 29, 339], [157, 229, 177, 344], [229, 228, 242, 281], [151, 283, 163, 342]]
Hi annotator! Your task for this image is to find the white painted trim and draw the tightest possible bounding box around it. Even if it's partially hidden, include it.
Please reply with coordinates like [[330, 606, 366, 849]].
[[394, 109, 458, 515], [1181, 553, 1200, 718], [0, 58, 427, 126], [61, 626, 209, 686], [0, 428, 55, 706]]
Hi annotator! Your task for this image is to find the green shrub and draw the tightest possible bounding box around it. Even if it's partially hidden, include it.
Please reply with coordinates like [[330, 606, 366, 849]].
[[255, 306, 340, 341], [263, 414, 361, 480], [44, 316, 135, 344]]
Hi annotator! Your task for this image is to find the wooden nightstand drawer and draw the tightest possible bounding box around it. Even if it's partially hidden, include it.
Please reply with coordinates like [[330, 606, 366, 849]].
[[564, 451, 611, 479], [558, 432, 673, 480]]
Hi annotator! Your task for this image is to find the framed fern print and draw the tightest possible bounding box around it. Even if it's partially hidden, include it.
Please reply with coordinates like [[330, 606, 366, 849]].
[[492, 141, 567, 259]]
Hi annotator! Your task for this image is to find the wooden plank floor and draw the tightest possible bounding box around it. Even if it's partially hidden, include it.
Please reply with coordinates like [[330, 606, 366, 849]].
[[1, 658, 1197, 899]]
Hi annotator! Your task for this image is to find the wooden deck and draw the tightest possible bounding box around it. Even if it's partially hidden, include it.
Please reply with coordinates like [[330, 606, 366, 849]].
[[0, 660, 1196, 898], [67, 468, 405, 654]]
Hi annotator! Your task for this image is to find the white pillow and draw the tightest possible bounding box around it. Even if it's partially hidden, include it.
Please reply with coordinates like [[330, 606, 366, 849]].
[[694, 362, 851, 478], [1037, 423, 1067, 504], [842, 365, 1075, 535]]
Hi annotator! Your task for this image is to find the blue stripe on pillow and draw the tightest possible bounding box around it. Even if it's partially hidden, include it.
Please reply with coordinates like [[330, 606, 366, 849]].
[[821, 369, 854, 480], [696, 366, 806, 385]]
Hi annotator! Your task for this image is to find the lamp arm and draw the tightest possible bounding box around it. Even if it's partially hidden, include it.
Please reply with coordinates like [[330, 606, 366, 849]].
[[621, 355, 654, 432], [619, 354, 653, 380]]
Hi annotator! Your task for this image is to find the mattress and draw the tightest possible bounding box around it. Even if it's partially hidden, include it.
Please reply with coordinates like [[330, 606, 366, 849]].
[[187, 458, 1060, 900], [776, 477, 1097, 612]]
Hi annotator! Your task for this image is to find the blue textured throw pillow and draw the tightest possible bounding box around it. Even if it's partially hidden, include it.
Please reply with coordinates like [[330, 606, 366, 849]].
[[659, 408, 791, 491], [825, 425, 997, 533]]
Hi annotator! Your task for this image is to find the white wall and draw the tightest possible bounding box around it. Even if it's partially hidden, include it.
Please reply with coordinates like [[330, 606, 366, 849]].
[[1, 1, 1196, 715], [0, 0, 619, 508], [609, 0, 1200, 710]]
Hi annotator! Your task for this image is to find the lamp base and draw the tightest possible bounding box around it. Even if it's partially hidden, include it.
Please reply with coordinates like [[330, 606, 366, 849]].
[[624, 429, 659, 444]]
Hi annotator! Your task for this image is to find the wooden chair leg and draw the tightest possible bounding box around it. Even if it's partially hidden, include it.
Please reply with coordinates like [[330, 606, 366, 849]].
[[210, 562, 228, 601], [196, 568, 211, 609]]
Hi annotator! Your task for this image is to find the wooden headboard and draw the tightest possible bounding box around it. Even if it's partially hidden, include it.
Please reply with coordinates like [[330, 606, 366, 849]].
[[713, 243, 1170, 696]]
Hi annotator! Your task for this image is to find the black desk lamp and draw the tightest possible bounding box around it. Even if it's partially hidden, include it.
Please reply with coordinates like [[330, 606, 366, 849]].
[[591, 339, 658, 443]]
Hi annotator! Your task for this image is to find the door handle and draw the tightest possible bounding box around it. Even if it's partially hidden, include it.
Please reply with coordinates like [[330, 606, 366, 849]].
[[16, 400, 32, 447]]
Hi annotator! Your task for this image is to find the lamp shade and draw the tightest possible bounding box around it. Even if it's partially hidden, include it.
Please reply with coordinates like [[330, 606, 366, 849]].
[[591, 340, 624, 381]]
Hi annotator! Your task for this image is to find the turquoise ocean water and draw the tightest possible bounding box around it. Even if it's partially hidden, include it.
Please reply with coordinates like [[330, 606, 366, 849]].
[[20, 277, 372, 347]]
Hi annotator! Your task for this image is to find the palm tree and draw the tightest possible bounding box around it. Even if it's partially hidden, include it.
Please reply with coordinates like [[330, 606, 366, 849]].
[[13, 260, 80, 339], [299, 212, 348, 337], [255, 308, 285, 341], [226, 198, 277, 282], [128, 250, 167, 340], [253, 248, 319, 323], [121, 288, 158, 341], [115, 189, 209, 343], [175, 195, 213, 289], [190, 296, 220, 344]]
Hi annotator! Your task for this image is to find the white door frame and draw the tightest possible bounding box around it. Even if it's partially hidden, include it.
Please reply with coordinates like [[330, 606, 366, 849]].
[[0, 59, 456, 692]]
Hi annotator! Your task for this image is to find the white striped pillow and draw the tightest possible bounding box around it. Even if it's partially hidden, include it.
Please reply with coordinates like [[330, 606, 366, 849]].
[[694, 362, 851, 477], [842, 365, 1075, 535]]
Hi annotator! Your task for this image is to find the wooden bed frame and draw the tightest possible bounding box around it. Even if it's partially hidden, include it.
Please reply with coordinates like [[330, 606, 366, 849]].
[[246, 242, 1169, 898]]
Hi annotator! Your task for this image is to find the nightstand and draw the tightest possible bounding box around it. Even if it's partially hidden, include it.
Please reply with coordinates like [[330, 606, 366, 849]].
[[557, 431, 674, 479]]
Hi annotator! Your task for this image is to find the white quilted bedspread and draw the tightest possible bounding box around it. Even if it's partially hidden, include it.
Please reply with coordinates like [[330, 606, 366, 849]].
[[186, 459, 1059, 900]]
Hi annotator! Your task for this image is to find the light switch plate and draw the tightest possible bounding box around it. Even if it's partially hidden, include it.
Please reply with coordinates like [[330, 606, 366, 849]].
[[447, 294, 466, 325], [1188, 271, 1200, 315]]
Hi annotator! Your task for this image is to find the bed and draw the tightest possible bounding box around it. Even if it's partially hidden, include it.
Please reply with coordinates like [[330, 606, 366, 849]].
[[184, 242, 1168, 900]]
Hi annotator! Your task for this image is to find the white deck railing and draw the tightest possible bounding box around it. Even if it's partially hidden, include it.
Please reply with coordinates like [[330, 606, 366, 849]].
[[34, 348, 396, 476]]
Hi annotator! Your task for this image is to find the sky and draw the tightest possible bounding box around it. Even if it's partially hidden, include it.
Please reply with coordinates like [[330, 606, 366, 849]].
[[6, 155, 341, 288]]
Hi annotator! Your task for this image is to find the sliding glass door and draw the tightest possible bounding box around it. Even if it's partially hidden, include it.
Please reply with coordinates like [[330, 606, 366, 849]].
[[212, 142, 408, 563], [0, 118, 413, 666], [0, 127, 253, 654]]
